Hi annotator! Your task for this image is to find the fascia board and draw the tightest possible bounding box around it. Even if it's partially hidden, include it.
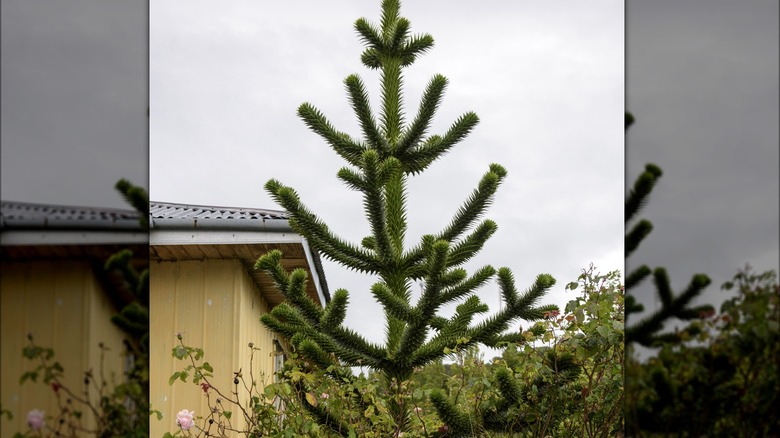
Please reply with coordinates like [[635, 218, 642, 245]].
[[150, 229, 303, 246], [0, 230, 148, 246]]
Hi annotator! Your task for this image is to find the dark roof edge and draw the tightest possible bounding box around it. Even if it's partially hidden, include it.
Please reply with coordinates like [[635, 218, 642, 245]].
[[150, 201, 291, 231], [150, 201, 288, 217], [1, 200, 141, 231], [2, 200, 137, 213]]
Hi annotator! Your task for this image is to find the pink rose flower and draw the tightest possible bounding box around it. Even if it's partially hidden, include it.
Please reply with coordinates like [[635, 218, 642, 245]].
[[176, 409, 195, 431], [320, 393, 330, 399], [27, 409, 45, 430]]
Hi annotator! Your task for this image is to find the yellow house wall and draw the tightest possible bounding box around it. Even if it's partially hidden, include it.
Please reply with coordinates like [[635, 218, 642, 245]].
[[150, 259, 274, 437], [1, 260, 126, 437]]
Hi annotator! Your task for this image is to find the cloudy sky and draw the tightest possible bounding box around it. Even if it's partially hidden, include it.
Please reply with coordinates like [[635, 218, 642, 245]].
[[3, 0, 776, 362], [626, 0, 779, 349], [1, 0, 147, 209], [149, 0, 625, 353]]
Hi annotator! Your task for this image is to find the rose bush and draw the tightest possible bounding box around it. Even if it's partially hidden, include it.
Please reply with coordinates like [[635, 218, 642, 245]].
[[10, 336, 149, 438]]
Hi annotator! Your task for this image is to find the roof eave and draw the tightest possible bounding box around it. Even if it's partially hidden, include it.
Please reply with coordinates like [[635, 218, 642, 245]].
[[150, 224, 331, 305]]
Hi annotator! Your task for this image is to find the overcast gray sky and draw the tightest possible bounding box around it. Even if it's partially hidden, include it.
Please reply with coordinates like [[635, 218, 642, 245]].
[[4, 0, 776, 367], [150, 0, 624, 357], [1, 0, 148, 209], [626, 0, 779, 350]]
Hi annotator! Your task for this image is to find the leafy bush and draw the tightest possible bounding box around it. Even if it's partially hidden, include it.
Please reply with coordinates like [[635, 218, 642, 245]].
[[422, 265, 623, 437], [626, 266, 779, 437], [165, 266, 623, 437]]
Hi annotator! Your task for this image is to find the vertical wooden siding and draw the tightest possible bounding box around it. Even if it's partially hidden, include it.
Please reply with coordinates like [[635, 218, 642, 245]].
[[0, 260, 125, 437], [150, 259, 274, 437]]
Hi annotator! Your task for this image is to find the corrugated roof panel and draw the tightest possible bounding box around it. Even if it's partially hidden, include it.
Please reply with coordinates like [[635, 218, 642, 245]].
[[1, 201, 141, 230], [150, 201, 289, 221]]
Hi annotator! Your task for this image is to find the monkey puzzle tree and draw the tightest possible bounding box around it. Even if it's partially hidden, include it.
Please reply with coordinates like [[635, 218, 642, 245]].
[[255, 0, 558, 434], [624, 113, 714, 347]]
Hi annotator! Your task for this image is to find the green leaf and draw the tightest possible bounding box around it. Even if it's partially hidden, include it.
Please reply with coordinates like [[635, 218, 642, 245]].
[[172, 346, 188, 360], [575, 308, 585, 323], [22, 345, 40, 359], [202, 362, 213, 373], [168, 372, 180, 385], [223, 410, 232, 420], [19, 371, 38, 384], [305, 392, 318, 407]]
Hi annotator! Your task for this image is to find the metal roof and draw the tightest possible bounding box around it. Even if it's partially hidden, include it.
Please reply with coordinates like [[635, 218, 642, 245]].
[[1, 200, 142, 231], [150, 201, 291, 231]]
